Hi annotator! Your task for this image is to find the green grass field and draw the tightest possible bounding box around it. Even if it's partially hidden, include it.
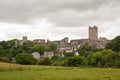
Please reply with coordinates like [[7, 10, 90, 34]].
[[0, 62, 120, 80]]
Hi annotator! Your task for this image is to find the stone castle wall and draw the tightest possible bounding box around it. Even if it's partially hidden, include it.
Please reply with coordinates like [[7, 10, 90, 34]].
[[89, 26, 98, 40], [19, 26, 109, 53]]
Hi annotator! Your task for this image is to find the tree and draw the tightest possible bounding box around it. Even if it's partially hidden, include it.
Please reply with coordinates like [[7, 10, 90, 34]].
[[63, 56, 87, 67], [105, 36, 120, 52], [89, 49, 113, 67], [22, 41, 34, 53], [32, 44, 45, 58], [77, 43, 97, 57], [0, 46, 6, 57], [45, 42, 57, 55], [104, 52, 120, 68], [0, 39, 20, 58], [0, 41, 8, 49], [15, 53, 37, 65]]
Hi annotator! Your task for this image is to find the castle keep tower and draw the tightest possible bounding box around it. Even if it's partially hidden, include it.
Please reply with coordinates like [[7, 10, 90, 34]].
[[22, 36, 27, 42], [89, 26, 98, 40], [19, 36, 27, 45]]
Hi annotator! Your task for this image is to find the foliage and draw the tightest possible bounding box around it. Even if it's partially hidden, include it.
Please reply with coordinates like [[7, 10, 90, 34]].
[[104, 52, 120, 68], [0, 36, 120, 68], [63, 56, 87, 67], [45, 42, 57, 54], [51, 55, 60, 61], [89, 49, 113, 67], [63, 51, 75, 57], [0, 39, 28, 58], [51, 55, 64, 66], [39, 57, 51, 65], [0, 46, 6, 57], [31, 44, 45, 56], [0, 57, 10, 63], [77, 42, 98, 57], [15, 53, 37, 65], [22, 41, 34, 53], [51, 61, 63, 66], [105, 36, 120, 52]]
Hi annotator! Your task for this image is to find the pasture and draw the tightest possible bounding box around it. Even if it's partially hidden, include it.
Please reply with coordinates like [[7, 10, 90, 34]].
[[0, 62, 120, 80]]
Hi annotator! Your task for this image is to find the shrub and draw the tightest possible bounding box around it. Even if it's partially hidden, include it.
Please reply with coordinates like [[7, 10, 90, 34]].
[[63, 51, 74, 57], [0, 57, 10, 63], [52, 61, 63, 66], [63, 56, 87, 67], [51, 55, 60, 61], [39, 57, 51, 65], [89, 49, 113, 67], [15, 53, 37, 65], [104, 52, 120, 68]]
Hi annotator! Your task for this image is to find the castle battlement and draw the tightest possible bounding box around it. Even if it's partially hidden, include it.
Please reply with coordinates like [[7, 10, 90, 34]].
[[89, 26, 98, 40]]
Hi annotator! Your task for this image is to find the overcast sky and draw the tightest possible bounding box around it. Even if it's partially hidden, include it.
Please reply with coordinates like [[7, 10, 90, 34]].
[[0, 0, 120, 41]]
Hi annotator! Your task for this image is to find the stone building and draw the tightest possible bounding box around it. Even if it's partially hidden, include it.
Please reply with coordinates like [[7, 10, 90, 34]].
[[71, 39, 88, 50], [44, 52, 54, 58], [19, 36, 27, 45], [33, 39, 46, 45], [89, 26, 98, 40], [32, 52, 40, 60], [70, 26, 108, 49], [88, 26, 109, 49], [53, 37, 73, 56], [18, 26, 109, 58]]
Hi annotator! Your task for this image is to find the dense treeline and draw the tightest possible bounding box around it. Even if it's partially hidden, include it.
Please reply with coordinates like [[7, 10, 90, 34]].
[[0, 36, 120, 68]]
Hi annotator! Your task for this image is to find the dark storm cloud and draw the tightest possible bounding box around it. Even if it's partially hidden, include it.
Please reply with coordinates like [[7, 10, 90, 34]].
[[0, 0, 120, 26]]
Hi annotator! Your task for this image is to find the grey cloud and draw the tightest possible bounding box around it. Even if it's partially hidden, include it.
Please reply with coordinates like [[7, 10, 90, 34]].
[[0, 0, 120, 26], [47, 0, 120, 27]]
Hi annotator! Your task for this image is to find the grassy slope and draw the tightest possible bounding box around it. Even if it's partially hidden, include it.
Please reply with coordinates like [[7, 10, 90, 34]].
[[0, 62, 120, 80]]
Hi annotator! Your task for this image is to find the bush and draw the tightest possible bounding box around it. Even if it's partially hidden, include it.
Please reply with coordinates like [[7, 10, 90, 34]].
[[88, 49, 113, 67], [0, 57, 10, 63], [63, 51, 74, 57], [52, 61, 63, 66], [39, 57, 51, 65], [63, 56, 87, 67], [51, 55, 60, 61], [15, 53, 37, 65], [51, 55, 64, 66], [104, 52, 120, 68]]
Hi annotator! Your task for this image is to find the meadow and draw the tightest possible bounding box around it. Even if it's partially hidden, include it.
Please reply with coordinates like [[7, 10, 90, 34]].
[[0, 62, 120, 80]]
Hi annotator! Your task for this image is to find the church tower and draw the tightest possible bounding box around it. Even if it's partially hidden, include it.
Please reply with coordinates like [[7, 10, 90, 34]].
[[89, 26, 98, 40]]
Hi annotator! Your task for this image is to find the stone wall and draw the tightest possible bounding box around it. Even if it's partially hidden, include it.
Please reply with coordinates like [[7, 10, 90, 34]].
[[89, 26, 98, 40]]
